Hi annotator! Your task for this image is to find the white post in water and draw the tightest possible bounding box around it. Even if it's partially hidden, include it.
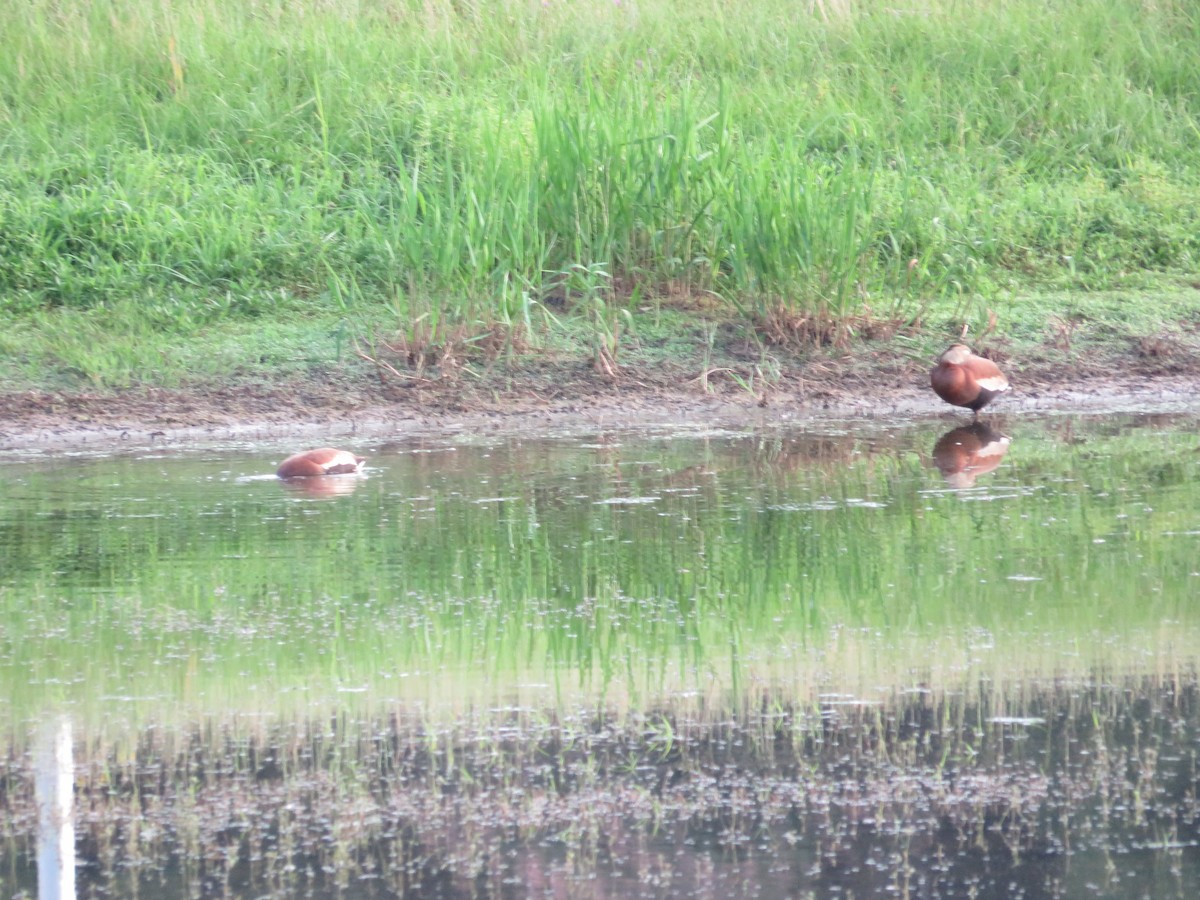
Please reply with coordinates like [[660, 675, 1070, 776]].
[[35, 716, 76, 900]]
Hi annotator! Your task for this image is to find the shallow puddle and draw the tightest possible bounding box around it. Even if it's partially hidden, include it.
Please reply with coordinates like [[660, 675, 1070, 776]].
[[1, 412, 1198, 897]]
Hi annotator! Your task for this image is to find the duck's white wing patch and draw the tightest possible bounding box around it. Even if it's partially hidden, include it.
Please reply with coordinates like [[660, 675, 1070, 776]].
[[976, 374, 1010, 392]]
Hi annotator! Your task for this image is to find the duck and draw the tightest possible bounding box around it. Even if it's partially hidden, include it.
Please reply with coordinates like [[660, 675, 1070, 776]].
[[932, 423, 1011, 489], [930, 344, 1010, 416], [276, 448, 365, 478]]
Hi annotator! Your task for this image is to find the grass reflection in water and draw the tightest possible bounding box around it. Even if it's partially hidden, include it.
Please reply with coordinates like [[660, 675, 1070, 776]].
[[1, 677, 1198, 897], [1, 415, 1196, 725]]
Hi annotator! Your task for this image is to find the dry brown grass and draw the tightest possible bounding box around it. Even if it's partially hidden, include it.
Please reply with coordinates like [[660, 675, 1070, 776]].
[[353, 321, 530, 388], [756, 305, 905, 349]]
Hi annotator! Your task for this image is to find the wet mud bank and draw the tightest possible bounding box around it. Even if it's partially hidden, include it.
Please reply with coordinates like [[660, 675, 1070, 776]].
[[2, 362, 1200, 455]]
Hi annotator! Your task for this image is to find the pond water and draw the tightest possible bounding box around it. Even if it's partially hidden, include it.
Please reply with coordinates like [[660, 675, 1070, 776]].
[[1, 412, 1198, 898]]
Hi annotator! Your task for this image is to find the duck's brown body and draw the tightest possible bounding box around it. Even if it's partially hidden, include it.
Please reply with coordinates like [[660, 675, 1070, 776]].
[[930, 344, 1010, 414], [932, 423, 1011, 489], [276, 448, 365, 478]]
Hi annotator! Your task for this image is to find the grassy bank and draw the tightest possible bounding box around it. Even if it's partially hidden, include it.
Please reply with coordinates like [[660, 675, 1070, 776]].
[[2, 0, 1200, 389]]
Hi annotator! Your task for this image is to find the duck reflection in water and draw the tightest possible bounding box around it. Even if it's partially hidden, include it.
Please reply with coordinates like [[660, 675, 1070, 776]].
[[932, 422, 1012, 489], [278, 474, 363, 498]]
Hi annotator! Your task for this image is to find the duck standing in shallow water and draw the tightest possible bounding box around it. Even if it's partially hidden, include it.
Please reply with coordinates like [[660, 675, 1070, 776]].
[[930, 344, 1010, 416], [276, 448, 365, 478]]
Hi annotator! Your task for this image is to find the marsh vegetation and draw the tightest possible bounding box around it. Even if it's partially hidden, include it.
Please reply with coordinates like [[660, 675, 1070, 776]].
[[2, 0, 1200, 389], [4, 2, 1200, 894]]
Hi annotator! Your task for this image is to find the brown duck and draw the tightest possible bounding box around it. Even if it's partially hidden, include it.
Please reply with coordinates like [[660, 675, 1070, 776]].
[[276, 448, 366, 478], [930, 345, 1010, 416]]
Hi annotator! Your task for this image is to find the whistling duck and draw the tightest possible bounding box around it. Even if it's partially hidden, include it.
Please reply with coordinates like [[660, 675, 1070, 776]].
[[276, 448, 365, 478], [930, 344, 1010, 415], [932, 423, 1011, 489]]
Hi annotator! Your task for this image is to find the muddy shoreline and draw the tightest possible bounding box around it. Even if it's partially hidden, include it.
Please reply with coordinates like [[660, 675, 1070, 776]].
[[2, 361, 1199, 453]]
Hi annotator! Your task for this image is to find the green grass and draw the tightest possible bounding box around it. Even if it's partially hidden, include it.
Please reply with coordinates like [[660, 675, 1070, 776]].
[[3, 0, 1200, 386]]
